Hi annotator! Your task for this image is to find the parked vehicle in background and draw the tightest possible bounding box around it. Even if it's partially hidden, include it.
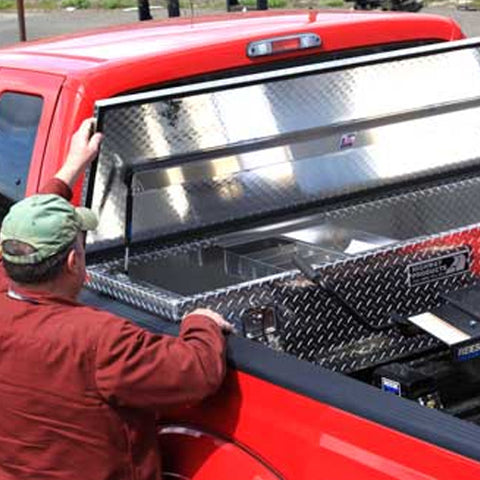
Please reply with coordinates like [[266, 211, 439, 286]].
[[4, 9, 480, 479], [351, 0, 423, 12], [357, 0, 422, 11]]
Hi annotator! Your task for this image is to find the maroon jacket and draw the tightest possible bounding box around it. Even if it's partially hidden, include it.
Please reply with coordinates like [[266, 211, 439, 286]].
[[0, 179, 227, 480]]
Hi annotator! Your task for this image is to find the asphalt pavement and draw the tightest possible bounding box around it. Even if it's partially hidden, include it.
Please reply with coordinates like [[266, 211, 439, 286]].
[[425, 4, 480, 37], [0, 5, 478, 47]]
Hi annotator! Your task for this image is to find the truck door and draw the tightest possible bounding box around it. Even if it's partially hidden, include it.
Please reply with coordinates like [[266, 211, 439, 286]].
[[0, 69, 64, 219]]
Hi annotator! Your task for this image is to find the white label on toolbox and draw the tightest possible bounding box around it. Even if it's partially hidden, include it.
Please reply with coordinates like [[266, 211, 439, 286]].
[[409, 312, 471, 345], [407, 248, 470, 287]]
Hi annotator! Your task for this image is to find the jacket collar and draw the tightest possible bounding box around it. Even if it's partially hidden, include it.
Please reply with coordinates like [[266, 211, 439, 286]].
[[7, 282, 79, 307]]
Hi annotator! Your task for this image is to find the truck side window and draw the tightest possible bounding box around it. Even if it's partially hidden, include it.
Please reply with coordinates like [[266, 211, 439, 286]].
[[0, 92, 43, 218]]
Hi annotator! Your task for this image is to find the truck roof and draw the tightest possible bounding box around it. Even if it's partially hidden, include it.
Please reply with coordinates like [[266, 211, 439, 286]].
[[0, 10, 463, 85]]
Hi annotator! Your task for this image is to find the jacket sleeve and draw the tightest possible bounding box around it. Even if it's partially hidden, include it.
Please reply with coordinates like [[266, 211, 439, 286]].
[[38, 178, 72, 200], [94, 313, 227, 411]]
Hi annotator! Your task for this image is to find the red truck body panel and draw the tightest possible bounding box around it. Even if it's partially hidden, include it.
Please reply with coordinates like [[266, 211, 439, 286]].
[[161, 370, 480, 480], [0, 9, 475, 479], [0, 11, 463, 74]]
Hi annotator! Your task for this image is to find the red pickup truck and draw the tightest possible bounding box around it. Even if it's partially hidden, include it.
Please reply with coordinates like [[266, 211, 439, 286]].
[[4, 8, 480, 480]]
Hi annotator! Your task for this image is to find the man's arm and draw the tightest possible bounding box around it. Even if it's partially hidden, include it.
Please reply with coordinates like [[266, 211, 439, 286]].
[[39, 118, 103, 199], [94, 309, 231, 410]]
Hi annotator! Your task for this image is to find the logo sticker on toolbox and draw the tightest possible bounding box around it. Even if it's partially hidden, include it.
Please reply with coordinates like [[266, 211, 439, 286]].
[[381, 377, 401, 396], [407, 248, 470, 287], [339, 133, 356, 149]]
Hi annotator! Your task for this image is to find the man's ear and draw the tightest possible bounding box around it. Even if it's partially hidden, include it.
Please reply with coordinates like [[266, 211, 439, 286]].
[[65, 248, 78, 274]]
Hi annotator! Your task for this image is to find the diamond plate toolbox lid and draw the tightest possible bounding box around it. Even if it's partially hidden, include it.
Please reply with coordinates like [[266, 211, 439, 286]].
[[86, 38, 480, 251]]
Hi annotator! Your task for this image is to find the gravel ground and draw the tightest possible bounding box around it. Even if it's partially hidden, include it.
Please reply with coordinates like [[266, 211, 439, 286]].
[[0, 4, 478, 47]]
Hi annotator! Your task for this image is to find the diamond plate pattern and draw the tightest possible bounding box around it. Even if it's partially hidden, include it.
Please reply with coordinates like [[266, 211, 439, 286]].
[[100, 48, 480, 161], [322, 176, 480, 241], [90, 46, 480, 246]]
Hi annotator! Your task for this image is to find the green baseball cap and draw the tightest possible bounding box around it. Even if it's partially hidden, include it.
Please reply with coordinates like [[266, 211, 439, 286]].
[[0, 194, 98, 265]]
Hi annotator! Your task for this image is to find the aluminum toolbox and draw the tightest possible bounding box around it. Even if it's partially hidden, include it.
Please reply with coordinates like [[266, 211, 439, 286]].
[[86, 38, 480, 373]]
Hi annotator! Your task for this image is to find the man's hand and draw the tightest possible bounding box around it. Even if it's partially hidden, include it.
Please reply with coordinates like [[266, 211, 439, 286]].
[[55, 118, 104, 189], [189, 308, 234, 333]]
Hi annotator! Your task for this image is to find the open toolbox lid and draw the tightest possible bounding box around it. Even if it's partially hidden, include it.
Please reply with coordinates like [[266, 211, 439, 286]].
[[86, 37, 480, 253]]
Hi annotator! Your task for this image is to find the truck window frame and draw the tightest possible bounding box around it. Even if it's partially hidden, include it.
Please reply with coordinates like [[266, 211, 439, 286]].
[[0, 91, 44, 206]]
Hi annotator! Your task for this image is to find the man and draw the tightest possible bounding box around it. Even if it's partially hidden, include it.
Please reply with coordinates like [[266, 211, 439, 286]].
[[0, 118, 232, 480]]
